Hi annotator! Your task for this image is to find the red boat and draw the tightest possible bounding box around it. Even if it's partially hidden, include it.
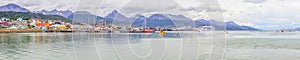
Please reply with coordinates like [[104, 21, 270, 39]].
[[141, 28, 155, 33], [280, 30, 285, 32]]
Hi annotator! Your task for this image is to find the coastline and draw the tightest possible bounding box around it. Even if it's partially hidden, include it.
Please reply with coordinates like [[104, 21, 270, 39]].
[[0, 29, 43, 33]]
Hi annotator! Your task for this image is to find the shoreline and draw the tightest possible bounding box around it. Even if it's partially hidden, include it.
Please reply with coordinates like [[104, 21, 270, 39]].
[[0, 29, 43, 33], [1, 29, 298, 33]]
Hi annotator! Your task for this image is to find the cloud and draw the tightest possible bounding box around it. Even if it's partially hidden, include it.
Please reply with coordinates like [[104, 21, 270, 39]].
[[180, 7, 202, 12], [119, 0, 182, 15], [114, 0, 225, 20], [198, 0, 224, 12], [219, 0, 300, 30], [18, 2, 40, 7], [243, 0, 267, 4], [2, 0, 300, 30], [0, 0, 223, 20]]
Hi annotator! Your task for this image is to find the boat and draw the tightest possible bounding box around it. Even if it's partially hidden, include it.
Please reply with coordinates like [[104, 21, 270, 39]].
[[141, 31, 154, 33], [158, 30, 166, 35], [279, 30, 285, 32], [141, 27, 155, 33], [196, 26, 215, 32], [200, 26, 215, 31]]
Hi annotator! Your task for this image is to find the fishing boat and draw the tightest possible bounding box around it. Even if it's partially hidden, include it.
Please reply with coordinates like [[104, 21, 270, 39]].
[[158, 29, 166, 35], [279, 30, 285, 32], [141, 27, 155, 33], [200, 26, 215, 31]]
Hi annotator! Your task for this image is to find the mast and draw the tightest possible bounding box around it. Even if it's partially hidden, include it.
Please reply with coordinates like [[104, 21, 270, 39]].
[[104, 19, 106, 27], [144, 17, 146, 28]]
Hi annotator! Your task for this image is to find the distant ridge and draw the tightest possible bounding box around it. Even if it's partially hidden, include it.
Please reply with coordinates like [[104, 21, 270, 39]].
[[132, 14, 195, 28], [295, 28, 300, 30], [68, 11, 108, 24], [34, 9, 73, 18], [0, 3, 73, 18], [0, 3, 30, 12], [225, 21, 259, 30]]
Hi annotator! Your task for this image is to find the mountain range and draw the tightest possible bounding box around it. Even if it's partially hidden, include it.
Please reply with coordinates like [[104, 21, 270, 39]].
[[34, 9, 72, 18], [67, 11, 109, 24], [132, 14, 196, 28], [0, 3, 259, 30], [295, 28, 300, 30]]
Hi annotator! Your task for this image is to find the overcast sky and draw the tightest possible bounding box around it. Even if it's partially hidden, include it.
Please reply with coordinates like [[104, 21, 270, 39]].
[[0, 0, 300, 30]]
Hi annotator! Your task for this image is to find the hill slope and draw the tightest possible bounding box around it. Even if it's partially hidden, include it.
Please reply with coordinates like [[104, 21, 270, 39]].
[[0, 3, 30, 12], [0, 11, 71, 22], [68, 11, 113, 24]]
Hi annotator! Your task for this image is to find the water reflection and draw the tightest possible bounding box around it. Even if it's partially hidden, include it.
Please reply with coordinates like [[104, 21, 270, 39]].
[[0, 32, 229, 60], [0, 34, 31, 49], [0, 33, 76, 60]]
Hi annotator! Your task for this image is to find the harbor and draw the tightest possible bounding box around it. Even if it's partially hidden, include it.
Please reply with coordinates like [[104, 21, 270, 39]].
[[1, 1, 300, 60], [0, 17, 199, 33]]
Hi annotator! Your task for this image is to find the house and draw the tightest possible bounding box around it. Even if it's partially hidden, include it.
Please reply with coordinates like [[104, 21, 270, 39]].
[[1, 17, 10, 21]]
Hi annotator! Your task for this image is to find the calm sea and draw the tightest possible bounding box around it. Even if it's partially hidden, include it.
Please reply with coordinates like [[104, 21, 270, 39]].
[[0, 31, 299, 60]]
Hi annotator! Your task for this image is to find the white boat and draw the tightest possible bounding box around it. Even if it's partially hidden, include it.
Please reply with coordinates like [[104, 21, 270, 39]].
[[196, 26, 215, 32]]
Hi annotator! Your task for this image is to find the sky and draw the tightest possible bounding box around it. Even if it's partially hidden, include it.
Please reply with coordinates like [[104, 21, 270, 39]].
[[0, 0, 300, 30]]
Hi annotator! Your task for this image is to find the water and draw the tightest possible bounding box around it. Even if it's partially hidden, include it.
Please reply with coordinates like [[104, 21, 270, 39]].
[[0, 31, 299, 60]]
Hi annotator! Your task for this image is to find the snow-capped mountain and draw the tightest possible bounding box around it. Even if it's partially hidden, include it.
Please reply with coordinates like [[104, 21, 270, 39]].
[[0, 3, 30, 12], [34, 9, 73, 18], [105, 10, 129, 21]]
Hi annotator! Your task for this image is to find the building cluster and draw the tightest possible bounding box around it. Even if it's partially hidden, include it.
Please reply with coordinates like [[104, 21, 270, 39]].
[[0, 17, 71, 30]]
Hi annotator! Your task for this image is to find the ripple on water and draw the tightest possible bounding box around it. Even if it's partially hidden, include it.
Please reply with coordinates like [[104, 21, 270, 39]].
[[0, 32, 299, 60]]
